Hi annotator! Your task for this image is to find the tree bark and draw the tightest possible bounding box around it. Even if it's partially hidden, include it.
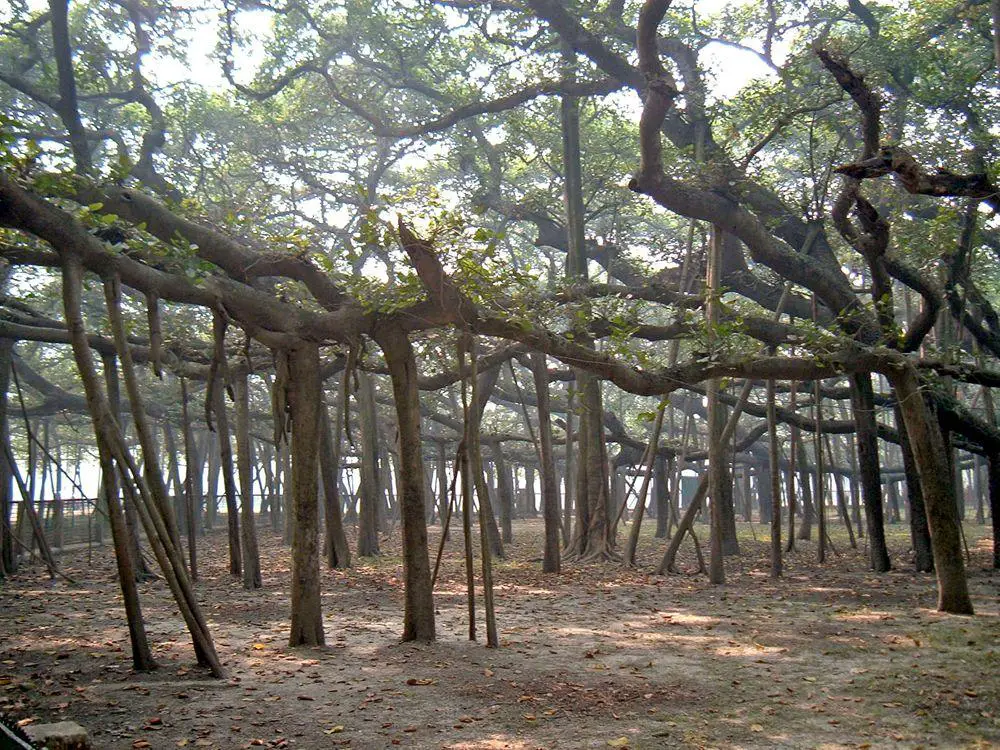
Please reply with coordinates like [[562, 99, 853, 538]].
[[212, 378, 242, 577], [319, 402, 351, 569], [850, 373, 891, 571], [989, 454, 1000, 570], [0, 338, 14, 576], [888, 364, 972, 613], [357, 370, 381, 557], [653, 454, 670, 538], [766, 377, 782, 578], [624, 405, 664, 567], [378, 327, 436, 642], [180, 377, 199, 580], [491, 444, 514, 544], [101, 351, 149, 580], [64, 255, 221, 675], [706, 226, 726, 584], [287, 342, 325, 646], [795, 438, 815, 541], [233, 371, 262, 589]]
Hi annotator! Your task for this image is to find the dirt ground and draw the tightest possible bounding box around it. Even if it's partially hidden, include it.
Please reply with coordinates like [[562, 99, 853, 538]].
[[1, 519, 998, 749]]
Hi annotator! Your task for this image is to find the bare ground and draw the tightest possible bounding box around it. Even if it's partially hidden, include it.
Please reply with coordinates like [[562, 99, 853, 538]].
[[1, 519, 998, 750]]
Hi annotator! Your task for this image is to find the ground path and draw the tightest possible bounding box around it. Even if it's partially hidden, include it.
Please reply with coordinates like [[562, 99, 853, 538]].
[[1, 520, 997, 749]]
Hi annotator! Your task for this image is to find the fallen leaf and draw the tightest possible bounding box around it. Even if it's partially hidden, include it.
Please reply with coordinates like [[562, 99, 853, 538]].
[[324, 726, 344, 734]]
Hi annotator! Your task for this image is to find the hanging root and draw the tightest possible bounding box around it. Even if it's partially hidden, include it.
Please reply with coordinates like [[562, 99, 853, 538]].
[[271, 348, 290, 446], [146, 292, 162, 378]]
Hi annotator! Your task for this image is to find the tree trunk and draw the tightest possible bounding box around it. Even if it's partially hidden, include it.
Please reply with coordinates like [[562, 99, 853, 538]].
[[233, 371, 262, 589], [104, 276, 183, 555], [0, 338, 15, 576], [205, 432, 219, 531], [887, 480, 901, 524], [468, 366, 504, 559], [491, 444, 514, 544], [825, 434, 857, 549], [437, 442, 449, 534], [101, 352, 149, 580], [989, 455, 1000, 570], [64, 255, 224, 674], [456, 439, 477, 641], [378, 327, 436, 642], [357, 370, 382, 557], [888, 365, 972, 613], [212, 378, 242, 577], [568, 371, 615, 561], [785, 383, 798, 552], [706, 226, 725, 584], [287, 342, 325, 646], [654, 454, 670, 538], [850, 372, 891, 572], [766, 378, 782, 578], [562, 384, 575, 545], [530, 353, 560, 573], [180, 378, 199, 580], [973, 455, 985, 525], [319, 402, 351, 569], [795, 439, 815, 541], [162, 422, 186, 536], [624, 405, 664, 567]]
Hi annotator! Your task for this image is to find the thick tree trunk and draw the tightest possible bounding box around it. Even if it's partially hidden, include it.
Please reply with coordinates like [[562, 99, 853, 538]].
[[568, 371, 615, 561], [379, 327, 436, 642], [233, 371, 262, 589], [850, 373, 891, 572], [287, 342, 325, 646], [888, 365, 972, 614]]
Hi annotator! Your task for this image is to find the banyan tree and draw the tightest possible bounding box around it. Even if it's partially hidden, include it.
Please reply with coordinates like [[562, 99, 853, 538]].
[[1, 0, 998, 676]]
